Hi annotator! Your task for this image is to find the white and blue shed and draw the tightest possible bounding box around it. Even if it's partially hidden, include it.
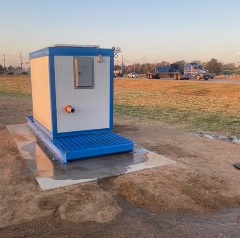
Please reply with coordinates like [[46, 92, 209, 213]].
[[27, 45, 133, 163]]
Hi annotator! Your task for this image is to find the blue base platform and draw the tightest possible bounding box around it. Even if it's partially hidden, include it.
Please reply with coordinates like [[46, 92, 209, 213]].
[[26, 117, 134, 164]]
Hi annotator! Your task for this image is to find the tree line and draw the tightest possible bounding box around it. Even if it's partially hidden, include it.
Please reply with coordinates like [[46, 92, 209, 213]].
[[0, 65, 25, 74], [1, 58, 239, 76], [114, 58, 240, 76]]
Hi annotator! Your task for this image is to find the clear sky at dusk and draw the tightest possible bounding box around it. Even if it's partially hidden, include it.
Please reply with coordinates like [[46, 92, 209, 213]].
[[1, 0, 240, 67]]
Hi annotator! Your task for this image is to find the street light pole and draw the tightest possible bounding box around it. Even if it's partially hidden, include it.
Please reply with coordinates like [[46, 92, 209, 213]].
[[121, 55, 123, 71]]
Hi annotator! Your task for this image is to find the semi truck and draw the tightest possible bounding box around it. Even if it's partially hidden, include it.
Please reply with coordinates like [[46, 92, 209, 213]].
[[146, 62, 210, 80]]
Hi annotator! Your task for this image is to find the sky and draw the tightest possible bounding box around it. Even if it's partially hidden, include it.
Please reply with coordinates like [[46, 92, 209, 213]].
[[1, 0, 240, 67]]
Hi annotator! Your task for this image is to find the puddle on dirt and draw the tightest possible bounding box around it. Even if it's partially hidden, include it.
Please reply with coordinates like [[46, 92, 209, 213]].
[[114, 197, 240, 237], [146, 208, 240, 237]]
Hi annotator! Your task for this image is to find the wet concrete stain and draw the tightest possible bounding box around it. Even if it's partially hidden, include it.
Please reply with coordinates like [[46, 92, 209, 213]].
[[21, 139, 175, 190]]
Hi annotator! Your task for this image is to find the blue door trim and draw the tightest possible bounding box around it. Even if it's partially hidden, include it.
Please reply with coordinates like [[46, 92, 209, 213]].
[[109, 55, 114, 130], [49, 55, 58, 139]]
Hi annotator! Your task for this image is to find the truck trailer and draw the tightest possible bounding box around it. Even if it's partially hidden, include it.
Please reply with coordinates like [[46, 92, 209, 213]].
[[146, 63, 210, 80], [146, 65, 181, 79]]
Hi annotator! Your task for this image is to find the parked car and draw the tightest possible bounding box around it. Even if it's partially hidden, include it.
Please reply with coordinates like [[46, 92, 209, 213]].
[[20, 71, 29, 75], [127, 73, 138, 78], [5, 71, 14, 75]]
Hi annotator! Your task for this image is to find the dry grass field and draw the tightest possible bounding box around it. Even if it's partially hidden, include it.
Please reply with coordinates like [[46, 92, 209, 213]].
[[0, 76, 31, 97], [0, 76, 240, 137], [115, 78, 240, 137]]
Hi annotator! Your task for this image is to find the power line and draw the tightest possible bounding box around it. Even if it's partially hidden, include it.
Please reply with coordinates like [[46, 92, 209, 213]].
[[3, 54, 28, 60], [1, 53, 29, 69], [4, 54, 19, 58]]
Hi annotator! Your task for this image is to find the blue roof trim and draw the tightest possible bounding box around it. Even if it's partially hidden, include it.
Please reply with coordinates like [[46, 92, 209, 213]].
[[29, 48, 49, 59], [29, 47, 114, 59]]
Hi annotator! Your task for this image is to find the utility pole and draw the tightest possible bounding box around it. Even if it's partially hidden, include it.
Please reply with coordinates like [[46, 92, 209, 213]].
[[121, 55, 123, 71], [20, 53, 23, 70], [3, 54, 6, 74]]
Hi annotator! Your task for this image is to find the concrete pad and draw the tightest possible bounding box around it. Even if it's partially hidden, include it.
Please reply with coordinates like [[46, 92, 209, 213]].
[[7, 124, 176, 191]]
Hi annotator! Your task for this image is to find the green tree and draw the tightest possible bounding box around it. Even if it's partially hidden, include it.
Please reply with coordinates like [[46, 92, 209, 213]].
[[0, 64, 4, 74], [171, 60, 186, 72], [156, 61, 170, 66], [191, 60, 203, 65], [222, 63, 236, 71], [134, 63, 141, 74], [141, 63, 152, 74], [7, 65, 15, 71], [122, 64, 128, 74], [127, 64, 134, 73], [114, 65, 121, 70], [205, 58, 222, 75]]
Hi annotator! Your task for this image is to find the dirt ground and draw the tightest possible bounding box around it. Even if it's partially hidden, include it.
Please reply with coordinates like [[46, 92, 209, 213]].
[[1, 95, 240, 237]]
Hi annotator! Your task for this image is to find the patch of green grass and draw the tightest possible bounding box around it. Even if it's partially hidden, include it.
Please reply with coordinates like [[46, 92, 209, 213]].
[[115, 105, 240, 137], [0, 91, 31, 98]]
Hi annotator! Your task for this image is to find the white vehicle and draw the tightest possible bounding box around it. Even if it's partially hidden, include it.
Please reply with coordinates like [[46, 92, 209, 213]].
[[128, 73, 138, 78]]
